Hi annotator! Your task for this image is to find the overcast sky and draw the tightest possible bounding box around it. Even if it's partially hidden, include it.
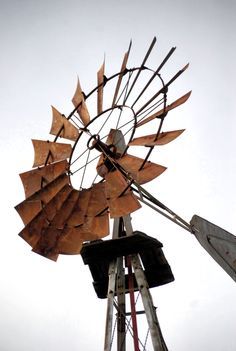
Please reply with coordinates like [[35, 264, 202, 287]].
[[1, 0, 236, 350]]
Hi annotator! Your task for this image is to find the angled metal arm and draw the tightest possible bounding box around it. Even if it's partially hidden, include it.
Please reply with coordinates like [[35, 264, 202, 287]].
[[131, 183, 192, 233]]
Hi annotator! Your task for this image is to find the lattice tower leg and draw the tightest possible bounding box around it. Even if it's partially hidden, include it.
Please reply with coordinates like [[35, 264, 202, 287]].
[[104, 216, 168, 351], [104, 258, 117, 351], [131, 254, 168, 351]]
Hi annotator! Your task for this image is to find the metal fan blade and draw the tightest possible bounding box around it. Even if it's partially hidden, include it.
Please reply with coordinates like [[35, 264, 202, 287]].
[[50, 106, 79, 141], [97, 61, 105, 115], [67, 183, 107, 226], [78, 213, 109, 240], [57, 212, 109, 255], [29, 190, 80, 260], [117, 154, 166, 185], [82, 212, 109, 238], [20, 160, 69, 198], [66, 188, 91, 227], [85, 183, 108, 216], [128, 129, 185, 147], [19, 185, 72, 248], [15, 173, 69, 225], [50, 189, 80, 228], [136, 66, 190, 117], [191, 215, 236, 282], [105, 170, 128, 199], [56, 227, 84, 255], [112, 40, 132, 107], [32, 227, 60, 261], [132, 46, 176, 108], [72, 77, 90, 126], [105, 170, 141, 217], [137, 91, 191, 128], [124, 36, 157, 103], [108, 192, 141, 218], [32, 139, 72, 167]]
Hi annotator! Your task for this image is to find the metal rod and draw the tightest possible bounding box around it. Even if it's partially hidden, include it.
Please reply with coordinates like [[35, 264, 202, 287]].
[[124, 37, 157, 103], [135, 63, 189, 116], [131, 47, 176, 108], [131, 184, 191, 231], [136, 194, 192, 233]]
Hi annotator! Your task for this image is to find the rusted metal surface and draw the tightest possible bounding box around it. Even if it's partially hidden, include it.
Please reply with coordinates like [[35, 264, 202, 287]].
[[66, 188, 91, 227], [128, 129, 185, 147], [86, 183, 108, 216], [15, 174, 69, 225], [112, 41, 132, 107], [105, 169, 141, 217], [20, 160, 69, 198], [137, 91, 191, 127], [50, 189, 80, 228], [105, 170, 128, 199], [19, 185, 72, 248], [58, 212, 109, 255], [56, 227, 84, 255], [32, 227, 60, 261], [72, 77, 90, 125], [50, 106, 79, 141], [32, 139, 72, 167], [108, 192, 141, 218], [117, 154, 166, 184], [79, 212, 109, 239], [97, 61, 105, 115]]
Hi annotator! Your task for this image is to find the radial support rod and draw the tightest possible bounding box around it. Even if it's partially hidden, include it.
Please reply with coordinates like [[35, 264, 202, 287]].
[[131, 254, 168, 351]]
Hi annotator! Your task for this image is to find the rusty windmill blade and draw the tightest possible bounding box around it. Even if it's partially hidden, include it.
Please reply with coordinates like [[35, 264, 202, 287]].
[[49, 183, 109, 257], [57, 211, 109, 255], [97, 60, 105, 115], [112, 40, 132, 107], [58, 184, 109, 255], [50, 106, 80, 141], [30, 189, 80, 260], [67, 183, 108, 240], [20, 160, 69, 198], [105, 170, 141, 218], [131, 46, 176, 108], [19, 184, 73, 249], [137, 91, 192, 128], [32, 139, 72, 167], [128, 129, 185, 147], [136, 64, 190, 116], [117, 154, 167, 185], [124, 36, 157, 103], [72, 77, 90, 126], [15, 173, 70, 226]]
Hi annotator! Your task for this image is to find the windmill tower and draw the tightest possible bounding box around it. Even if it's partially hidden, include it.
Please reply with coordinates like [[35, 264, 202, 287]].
[[15, 38, 236, 350]]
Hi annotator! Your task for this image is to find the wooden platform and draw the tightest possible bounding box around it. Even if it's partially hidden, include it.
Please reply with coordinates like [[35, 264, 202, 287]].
[[81, 231, 174, 298]]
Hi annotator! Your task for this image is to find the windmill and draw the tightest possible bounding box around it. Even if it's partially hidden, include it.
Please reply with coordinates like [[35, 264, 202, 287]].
[[15, 37, 236, 350]]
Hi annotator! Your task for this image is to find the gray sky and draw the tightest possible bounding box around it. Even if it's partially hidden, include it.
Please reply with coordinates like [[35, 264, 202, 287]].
[[1, 0, 236, 350]]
